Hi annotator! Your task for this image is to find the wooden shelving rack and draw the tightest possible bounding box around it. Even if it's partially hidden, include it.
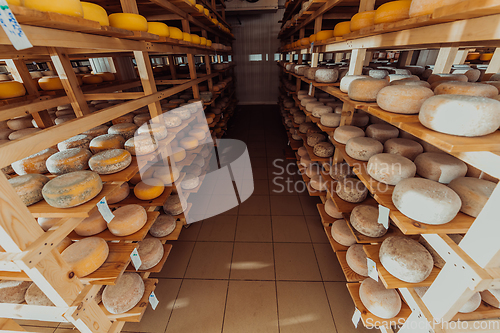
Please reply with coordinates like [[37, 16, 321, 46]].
[[278, 1, 500, 332], [0, 0, 235, 332]]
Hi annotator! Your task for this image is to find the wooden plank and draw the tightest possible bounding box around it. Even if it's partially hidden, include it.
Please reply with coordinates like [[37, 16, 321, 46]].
[[125, 244, 172, 273], [432, 0, 500, 21], [365, 105, 419, 124], [389, 210, 475, 235], [108, 186, 172, 208], [324, 225, 349, 252], [344, 212, 405, 244], [336, 251, 367, 282]]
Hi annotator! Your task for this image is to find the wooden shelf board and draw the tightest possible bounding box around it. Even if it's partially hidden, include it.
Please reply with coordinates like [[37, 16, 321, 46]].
[[312, 81, 340, 87], [152, 220, 184, 241], [389, 210, 475, 235], [108, 186, 172, 208], [316, 122, 336, 134], [336, 251, 367, 282], [100, 158, 140, 183], [126, 244, 172, 273], [366, 105, 419, 124], [324, 225, 349, 253]]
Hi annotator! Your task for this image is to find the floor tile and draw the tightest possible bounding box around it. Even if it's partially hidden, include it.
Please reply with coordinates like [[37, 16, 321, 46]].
[[253, 179, 270, 195], [235, 215, 273, 242], [299, 195, 322, 216], [184, 242, 234, 279], [251, 157, 268, 168], [269, 175, 300, 196], [313, 243, 347, 282], [166, 280, 228, 333], [277, 281, 337, 333], [270, 196, 303, 215], [252, 167, 269, 180], [223, 281, 279, 333], [152, 241, 195, 279], [238, 195, 271, 215], [305, 215, 329, 244], [197, 215, 237, 242], [230, 242, 275, 280], [272, 215, 311, 243], [274, 243, 322, 281], [249, 147, 267, 158], [177, 222, 202, 241]]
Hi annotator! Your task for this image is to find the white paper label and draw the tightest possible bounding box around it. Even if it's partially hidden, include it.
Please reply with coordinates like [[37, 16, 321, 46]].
[[287, 140, 290, 145], [97, 197, 115, 223], [309, 42, 314, 54], [378, 205, 390, 229], [130, 248, 142, 271], [149, 291, 159, 310], [367, 258, 378, 282], [0, 1, 32, 50], [352, 308, 361, 328]]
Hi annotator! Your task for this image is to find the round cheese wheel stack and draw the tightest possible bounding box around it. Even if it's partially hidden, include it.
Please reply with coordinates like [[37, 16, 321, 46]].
[[124, 136, 157, 156], [58, 134, 92, 150], [414, 152, 467, 184], [320, 113, 341, 128], [9, 174, 50, 206], [366, 124, 399, 143], [297, 146, 308, 157], [134, 178, 165, 200], [392, 177, 461, 225], [346, 244, 369, 276], [25, 283, 54, 306], [42, 171, 103, 208], [384, 138, 423, 161], [315, 69, 339, 83], [325, 198, 343, 218], [0, 281, 31, 304], [345, 137, 383, 161], [74, 210, 107, 237], [350, 10, 376, 31], [150, 214, 177, 237], [330, 162, 354, 181], [137, 238, 164, 270], [310, 174, 327, 191], [307, 133, 326, 147], [448, 177, 495, 217], [313, 142, 334, 158], [367, 153, 416, 185], [348, 78, 389, 102], [331, 219, 356, 246], [181, 174, 200, 190], [46, 148, 92, 175], [106, 182, 130, 204], [12, 148, 57, 175], [163, 194, 187, 215], [82, 125, 109, 138], [305, 164, 321, 178], [108, 204, 147, 236], [481, 290, 500, 308], [112, 114, 134, 125], [380, 236, 433, 283], [336, 178, 368, 203], [340, 75, 369, 93], [7, 116, 33, 130], [61, 237, 109, 277], [108, 123, 137, 140], [359, 279, 402, 319], [434, 81, 498, 98], [333, 126, 364, 144], [9, 128, 41, 140], [89, 149, 132, 175], [409, 0, 465, 18], [350, 205, 388, 237], [89, 134, 125, 153], [102, 273, 144, 314], [376, 85, 434, 114]]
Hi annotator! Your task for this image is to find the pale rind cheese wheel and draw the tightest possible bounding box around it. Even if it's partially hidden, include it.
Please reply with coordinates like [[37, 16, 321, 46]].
[[163, 114, 182, 128], [81, 2, 109, 25], [307, 133, 326, 147], [189, 129, 206, 141], [134, 178, 165, 200], [137, 238, 164, 270], [180, 136, 199, 150], [350, 204, 388, 238], [434, 81, 498, 98], [58, 134, 92, 150], [108, 13, 148, 32], [38, 76, 65, 91], [336, 178, 368, 203], [42, 171, 103, 208], [74, 210, 107, 236], [137, 123, 168, 140], [163, 194, 187, 215], [340, 75, 369, 93], [102, 273, 144, 314], [320, 113, 341, 128], [147, 22, 169, 37], [12, 148, 57, 175], [350, 10, 376, 31], [345, 137, 383, 161], [82, 125, 109, 138], [330, 162, 354, 181], [414, 152, 467, 184], [106, 182, 130, 204], [24, 0, 84, 17], [383, 138, 423, 161], [108, 204, 147, 236], [379, 236, 433, 283], [310, 174, 327, 191], [333, 126, 365, 144], [149, 214, 176, 237], [184, 164, 202, 177], [0, 81, 26, 99], [38, 217, 59, 231], [313, 142, 334, 158], [171, 147, 186, 162], [376, 85, 434, 114], [324, 198, 343, 219], [390, 78, 431, 88], [481, 290, 500, 308], [89, 134, 125, 153], [169, 27, 183, 40], [181, 173, 199, 190], [0, 128, 14, 140], [46, 148, 92, 175], [154, 166, 180, 185], [349, 78, 389, 102], [448, 177, 496, 217], [351, 113, 370, 127], [297, 146, 308, 157], [315, 69, 339, 83], [108, 123, 138, 140], [125, 136, 157, 156], [333, 22, 351, 37], [452, 68, 481, 82], [25, 283, 54, 306], [9, 174, 50, 206], [427, 73, 468, 85], [374, 0, 412, 24], [61, 237, 109, 277], [8, 115, 33, 130], [170, 108, 191, 120], [392, 177, 461, 225], [0, 281, 31, 304], [89, 149, 132, 175], [346, 244, 369, 276], [359, 279, 402, 319], [366, 124, 399, 143], [409, 0, 464, 18], [367, 153, 416, 185], [331, 219, 356, 246], [369, 69, 389, 79], [457, 292, 482, 313], [305, 164, 321, 178]]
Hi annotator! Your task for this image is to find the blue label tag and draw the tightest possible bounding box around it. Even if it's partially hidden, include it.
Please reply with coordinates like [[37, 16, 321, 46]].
[[0, 1, 32, 50]]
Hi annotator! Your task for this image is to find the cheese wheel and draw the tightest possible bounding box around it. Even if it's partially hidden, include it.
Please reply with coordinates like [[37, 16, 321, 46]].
[[377, 85, 434, 114], [9, 174, 50, 206], [148, 22, 169, 37], [112, 114, 134, 125], [107, 204, 147, 236], [367, 153, 416, 185], [150, 214, 176, 237], [163, 194, 187, 215], [336, 178, 368, 203], [481, 290, 500, 308], [305, 164, 321, 178], [171, 147, 186, 162], [42, 171, 103, 208], [133, 114, 151, 127], [365, 124, 399, 143], [427, 73, 468, 85], [163, 114, 182, 128], [331, 219, 356, 246], [74, 210, 107, 236], [25, 283, 54, 306], [189, 129, 206, 141], [380, 236, 433, 283], [89, 149, 132, 175], [320, 113, 341, 128], [170, 108, 191, 120], [46, 148, 92, 175], [374, 1, 412, 24], [181, 173, 199, 190], [169, 27, 183, 40], [125, 136, 157, 156], [333, 126, 365, 144], [315, 69, 339, 83], [409, 0, 464, 18], [351, 113, 370, 127], [62, 237, 109, 277], [349, 78, 389, 102], [369, 69, 389, 79], [82, 125, 109, 138], [383, 138, 423, 161], [313, 142, 334, 158], [12, 148, 57, 175], [0, 81, 26, 99], [184, 164, 202, 177], [392, 177, 461, 225], [458, 292, 481, 313], [350, 11, 376, 31], [340, 75, 369, 93], [448, 177, 495, 217], [297, 146, 308, 157], [434, 81, 498, 98], [134, 178, 165, 200], [310, 174, 327, 191], [58, 134, 92, 150], [108, 123, 137, 140], [7, 115, 33, 130], [108, 13, 148, 32], [0, 281, 31, 304], [182, 32, 192, 42], [89, 134, 125, 153], [324, 199, 342, 219], [58, 238, 75, 253], [82, 74, 103, 85], [330, 162, 354, 181], [154, 165, 180, 185], [452, 68, 481, 82], [136, 238, 164, 270], [312, 105, 333, 118], [104, 182, 129, 205], [193, 155, 205, 168], [38, 76, 65, 90], [24, 0, 84, 17], [306, 101, 323, 112], [301, 97, 317, 106], [345, 137, 383, 161], [346, 244, 369, 276], [419, 237, 445, 269], [414, 152, 467, 184], [38, 217, 59, 231], [102, 273, 144, 314], [390, 78, 431, 88], [81, 2, 108, 25], [351, 204, 388, 238], [180, 136, 199, 150], [307, 133, 326, 147], [333, 22, 351, 37], [359, 279, 402, 319]]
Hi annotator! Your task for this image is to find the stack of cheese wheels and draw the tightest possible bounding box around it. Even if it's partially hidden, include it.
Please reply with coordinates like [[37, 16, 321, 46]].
[[61, 237, 109, 277], [108, 123, 137, 140], [377, 85, 434, 114], [350, 205, 388, 237], [149, 214, 176, 237], [359, 279, 402, 319], [448, 177, 496, 217], [333, 126, 365, 144], [366, 124, 399, 143], [89, 149, 132, 175], [163, 194, 187, 215], [103, 273, 144, 314], [434, 81, 498, 98], [0, 280, 32, 304], [380, 236, 433, 283], [345, 137, 383, 161], [74, 210, 107, 236], [12, 148, 57, 175], [392, 177, 461, 225], [83, 125, 109, 138], [58, 134, 92, 150], [331, 219, 356, 246], [134, 178, 165, 200], [383, 138, 423, 161], [330, 162, 354, 181], [414, 152, 467, 184], [336, 178, 368, 203], [346, 244, 369, 276], [348, 78, 389, 102], [9, 174, 50, 206], [89, 134, 125, 153], [42, 171, 103, 208], [367, 153, 416, 185], [46, 148, 92, 175], [106, 182, 130, 204], [136, 238, 164, 270], [107, 204, 147, 236], [25, 283, 54, 306]]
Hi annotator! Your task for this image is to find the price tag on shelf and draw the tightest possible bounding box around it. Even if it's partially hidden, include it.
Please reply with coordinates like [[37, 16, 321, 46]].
[[130, 248, 142, 271], [97, 197, 114, 223], [149, 291, 159, 310], [308, 82, 313, 95], [352, 308, 361, 328], [378, 205, 390, 229], [0, 0, 32, 50], [309, 42, 314, 54], [367, 258, 378, 282]]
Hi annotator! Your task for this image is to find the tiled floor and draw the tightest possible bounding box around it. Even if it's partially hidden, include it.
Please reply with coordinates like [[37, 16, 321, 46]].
[[20, 105, 369, 333]]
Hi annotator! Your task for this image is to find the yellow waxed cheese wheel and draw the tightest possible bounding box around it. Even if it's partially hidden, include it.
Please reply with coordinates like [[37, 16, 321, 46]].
[[309, 34, 316, 43], [409, 0, 464, 18], [6, 0, 22, 5], [42, 170, 103, 208], [180, 136, 199, 150], [102, 273, 144, 314], [333, 22, 351, 37], [90, 134, 125, 154], [0, 81, 26, 99], [204, 8, 209, 16], [206, 40, 212, 47], [350, 10, 376, 31], [81, 2, 109, 26], [374, 1, 412, 24], [481, 53, 494, 61], [74, 210, 107, 236], [169, 27, 183, 40], [12, 148, 57, 175], [82, 74, 103, 85], [38, 76, 64, 91], [89, 149, 132, 175], [56, 237, 72, 253], [200, 37, 207, 46], [9, 174, 50, 206], [300, 37, 309, 46], [24, 0, 84, 17], [107, 204, 147, 236], [147, 22, 169, 37], [134, 178, 165, 200], [61, 237, 109, 277], [108, 122, 138, 140], [108, 13, 148, 32], [95, 72, 115, 81], [195, 4, 204, 13], [106, 182, 130, 204], [46, 148, 92, 175], [182, 32, 192, 42], [191, 34, 201, 44]]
